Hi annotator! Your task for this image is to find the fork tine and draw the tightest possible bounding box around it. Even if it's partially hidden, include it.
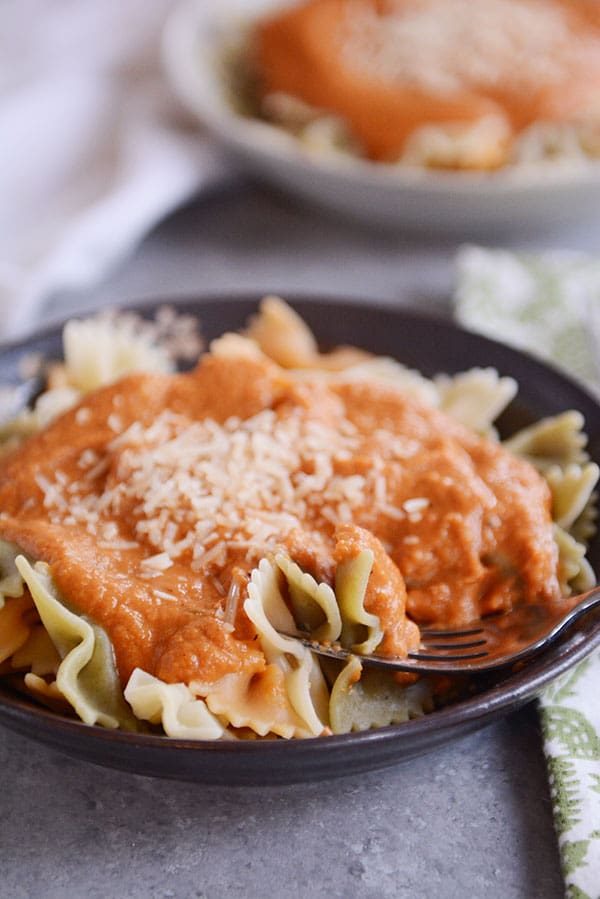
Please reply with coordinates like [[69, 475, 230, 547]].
[[420, 626, 485, 638], [409, 648, 489, 661], [419, 637, 488, 651], [418, 624, 488, 655]]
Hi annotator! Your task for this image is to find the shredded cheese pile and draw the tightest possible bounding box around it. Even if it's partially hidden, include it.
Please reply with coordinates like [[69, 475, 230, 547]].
[[35, 404, 425, 576], [341, 0, 593, 96]]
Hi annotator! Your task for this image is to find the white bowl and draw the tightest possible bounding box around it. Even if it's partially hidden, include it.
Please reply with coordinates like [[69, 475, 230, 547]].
[[162, 0, 600, 234]]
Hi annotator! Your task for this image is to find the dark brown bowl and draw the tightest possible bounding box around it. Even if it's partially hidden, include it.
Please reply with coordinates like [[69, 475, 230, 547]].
[[1, 295, 599, 784]]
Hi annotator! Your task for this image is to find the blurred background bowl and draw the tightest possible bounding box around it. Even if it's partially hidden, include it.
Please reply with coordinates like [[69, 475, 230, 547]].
[[162, 0, 600, 236]]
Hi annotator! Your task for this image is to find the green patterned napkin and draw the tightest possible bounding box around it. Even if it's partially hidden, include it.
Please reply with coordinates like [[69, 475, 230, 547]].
[[455, 245, 600, 899]]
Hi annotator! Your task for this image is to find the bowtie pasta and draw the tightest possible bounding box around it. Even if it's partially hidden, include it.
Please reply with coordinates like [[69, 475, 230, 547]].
[[0, 297, 596, 740]]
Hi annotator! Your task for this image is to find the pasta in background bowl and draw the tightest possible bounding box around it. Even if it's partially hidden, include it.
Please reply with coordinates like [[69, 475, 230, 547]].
[[162, 0, 600, 233], [0, 294, 599, 784]]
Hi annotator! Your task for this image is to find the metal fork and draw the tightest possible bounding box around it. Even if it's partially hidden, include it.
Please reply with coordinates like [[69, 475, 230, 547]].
[[285, 585, 600, 673]]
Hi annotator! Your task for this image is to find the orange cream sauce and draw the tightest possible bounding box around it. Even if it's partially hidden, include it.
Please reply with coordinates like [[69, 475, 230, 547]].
[[0, 354, 561, 688], [253, 0, 600, 162]]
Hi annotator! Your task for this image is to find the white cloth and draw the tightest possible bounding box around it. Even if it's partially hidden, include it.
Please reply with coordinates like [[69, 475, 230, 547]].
[[0, 0, 234, 338]]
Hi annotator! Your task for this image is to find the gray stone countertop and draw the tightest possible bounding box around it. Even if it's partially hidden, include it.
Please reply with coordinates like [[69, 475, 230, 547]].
[[4, 179, 596, 899]]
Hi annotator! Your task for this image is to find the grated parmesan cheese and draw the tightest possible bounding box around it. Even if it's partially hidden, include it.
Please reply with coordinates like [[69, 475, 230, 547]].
[[402, 497, 429, 514], [340, 0, 595, 97], [34, 399, 421, 572]]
